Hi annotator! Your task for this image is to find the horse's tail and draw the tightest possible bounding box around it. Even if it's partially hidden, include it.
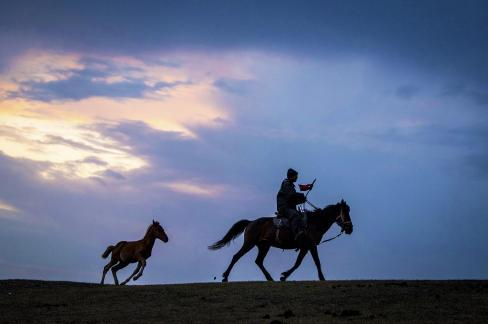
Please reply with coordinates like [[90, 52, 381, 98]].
[[102, 241, 126, 259], [208, 220, 251, 250], [101, 245, 115, 259]]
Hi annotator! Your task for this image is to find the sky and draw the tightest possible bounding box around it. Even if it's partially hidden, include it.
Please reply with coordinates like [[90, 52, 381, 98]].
[[0, 0, 487, 283]]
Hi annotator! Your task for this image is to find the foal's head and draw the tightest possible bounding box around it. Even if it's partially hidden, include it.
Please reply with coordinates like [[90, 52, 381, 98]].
[[336, 199, 353, 235], [150, 220, 169, 242]]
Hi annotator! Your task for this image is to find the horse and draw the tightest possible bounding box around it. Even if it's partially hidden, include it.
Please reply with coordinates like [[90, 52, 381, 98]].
[[100, 220, 169, 285], [209, 199, 353, 282]]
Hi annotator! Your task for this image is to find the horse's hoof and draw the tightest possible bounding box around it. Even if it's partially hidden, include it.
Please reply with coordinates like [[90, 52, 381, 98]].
[[280, 276, 286, 282], [222, 278, 228, 283]]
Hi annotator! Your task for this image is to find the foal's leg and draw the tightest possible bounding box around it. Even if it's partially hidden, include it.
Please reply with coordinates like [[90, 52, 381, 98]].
[[310, 246, 326, 281], [120, 260, 143, 285], [255, 244, 273, 281], [111, 262, 129, 285], [280, 248, 308, 281], [100, 259, 118, 285], [133, 259, 147, 281], [222, 241, 255, 282]]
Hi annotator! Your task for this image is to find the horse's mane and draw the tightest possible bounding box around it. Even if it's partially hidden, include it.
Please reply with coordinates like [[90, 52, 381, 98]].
[[145, 222, 158, 236], [322, 204, 338, 213], [306, 204, 337, 218]]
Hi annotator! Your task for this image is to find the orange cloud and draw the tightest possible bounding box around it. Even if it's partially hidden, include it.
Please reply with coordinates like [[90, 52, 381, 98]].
[[0, 50, 254, 180]]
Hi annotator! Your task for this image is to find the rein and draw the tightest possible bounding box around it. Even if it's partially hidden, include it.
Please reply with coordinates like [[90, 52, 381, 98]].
[[319, 230, 343, 244], [318, 205, 348, 245]]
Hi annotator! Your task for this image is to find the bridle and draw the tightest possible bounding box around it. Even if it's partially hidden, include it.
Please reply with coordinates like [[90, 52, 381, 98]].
[[336, 207, 352, 229], [319, 205, 350, 244]]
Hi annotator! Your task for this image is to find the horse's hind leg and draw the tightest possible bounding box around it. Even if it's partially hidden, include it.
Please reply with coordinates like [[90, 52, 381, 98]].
[[111, 262, 129, 285], [255, 244, 273, 281], [100, 259, 118, 285], [222, 241, 255, 282]]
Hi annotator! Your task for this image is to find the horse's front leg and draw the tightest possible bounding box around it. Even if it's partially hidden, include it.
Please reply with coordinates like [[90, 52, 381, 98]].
[[280, 248, 308, 281], [120, 261, 142, 285], [310, 245, 325, 281], [133, 259, 147, 281]]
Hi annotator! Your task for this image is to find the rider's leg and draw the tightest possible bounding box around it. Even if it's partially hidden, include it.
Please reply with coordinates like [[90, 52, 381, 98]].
[[289, 210, 305, 241]]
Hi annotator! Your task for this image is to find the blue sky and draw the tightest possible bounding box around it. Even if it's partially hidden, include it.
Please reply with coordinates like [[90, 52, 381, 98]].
[[0, 0, 487, 283]]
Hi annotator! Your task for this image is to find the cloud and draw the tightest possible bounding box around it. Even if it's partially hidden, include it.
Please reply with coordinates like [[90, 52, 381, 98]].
[[213, 78, 256, 95], [11, 74, 151, 101], [441, 82, 488, 106], [157, 181, 225, 197], [1, 1, 487, 89], [0, 200, 21, 217], [101, 169, 126, 180], [6, 57, 187, 102], [0, 50, 249, 181], [0, 114, 147, 179]]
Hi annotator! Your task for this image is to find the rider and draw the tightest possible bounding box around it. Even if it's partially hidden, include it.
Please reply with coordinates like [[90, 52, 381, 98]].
[[276, 168, 312, 243]]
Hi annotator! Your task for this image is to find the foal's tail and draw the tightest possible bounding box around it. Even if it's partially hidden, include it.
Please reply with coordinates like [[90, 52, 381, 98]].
[[101, 245, 115, 259], [101, 241, 126, 258], [208, 220, 251, 250]]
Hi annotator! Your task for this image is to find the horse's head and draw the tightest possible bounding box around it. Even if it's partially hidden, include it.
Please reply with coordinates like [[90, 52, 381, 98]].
[[336, 199, 353, 235], [151, 220, 169, 243]]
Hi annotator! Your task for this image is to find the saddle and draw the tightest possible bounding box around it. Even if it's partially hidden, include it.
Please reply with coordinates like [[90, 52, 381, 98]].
[[273, 213, 290, 229], [272, 211, 308, 243]]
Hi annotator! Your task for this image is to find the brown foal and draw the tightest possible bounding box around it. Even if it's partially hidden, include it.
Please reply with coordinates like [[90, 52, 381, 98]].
[[100, 220, 168, 285]]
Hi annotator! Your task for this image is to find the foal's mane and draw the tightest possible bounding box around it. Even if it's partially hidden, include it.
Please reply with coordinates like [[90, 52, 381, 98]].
[[145, 222, 158, 236]]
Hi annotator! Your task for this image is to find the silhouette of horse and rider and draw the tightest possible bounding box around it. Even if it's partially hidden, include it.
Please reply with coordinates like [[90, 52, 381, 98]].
[[100, 168, 353, 284]]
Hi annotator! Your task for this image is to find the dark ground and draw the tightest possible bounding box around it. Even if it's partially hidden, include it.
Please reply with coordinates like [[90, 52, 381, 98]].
[[1, 280, 487, 323]]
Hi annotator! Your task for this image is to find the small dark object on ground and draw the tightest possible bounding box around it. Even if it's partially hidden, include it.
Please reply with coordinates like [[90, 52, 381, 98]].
[[340, 309, 361, 317], [385, 281, 408, 287], [277, 309, 295, 318], [262, 314, 270, 319]]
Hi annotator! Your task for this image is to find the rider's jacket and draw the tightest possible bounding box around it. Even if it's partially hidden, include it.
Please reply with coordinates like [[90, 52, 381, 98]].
[[276, 178, 306, 214]]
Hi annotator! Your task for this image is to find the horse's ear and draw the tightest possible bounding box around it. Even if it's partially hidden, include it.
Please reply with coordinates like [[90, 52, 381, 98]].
[[153, 219, 156, 225], [341, 198, 345, 204]]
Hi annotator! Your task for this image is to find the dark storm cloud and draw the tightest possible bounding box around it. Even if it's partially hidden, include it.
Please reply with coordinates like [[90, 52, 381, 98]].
[[11, 76, 148, 101], [1, 0, 488, 85], [7, 65, 184, 101]]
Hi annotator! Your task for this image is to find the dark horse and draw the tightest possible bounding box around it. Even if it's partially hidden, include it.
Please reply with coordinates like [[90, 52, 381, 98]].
[[209, 199, 353, 282], [100, 220, 169, 285]]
